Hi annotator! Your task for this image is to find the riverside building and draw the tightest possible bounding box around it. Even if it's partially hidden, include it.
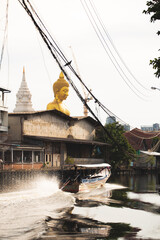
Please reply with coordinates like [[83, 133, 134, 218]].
[[0, 69, 109, 171]]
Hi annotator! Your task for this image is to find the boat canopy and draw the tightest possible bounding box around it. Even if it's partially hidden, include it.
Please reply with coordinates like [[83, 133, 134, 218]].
[[76, 163, 111, 168]]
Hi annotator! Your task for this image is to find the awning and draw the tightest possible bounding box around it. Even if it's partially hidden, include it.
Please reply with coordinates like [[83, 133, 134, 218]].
[[140, 150, 160, 156], [24, 135, 110, 146]]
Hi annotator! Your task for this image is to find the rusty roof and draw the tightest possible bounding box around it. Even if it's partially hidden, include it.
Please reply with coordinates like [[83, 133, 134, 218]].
[[9, 110, 98, 125], [124, 128, 160, 150]]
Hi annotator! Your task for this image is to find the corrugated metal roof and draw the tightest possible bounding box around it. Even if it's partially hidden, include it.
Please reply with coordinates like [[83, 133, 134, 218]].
[[9, 109, 71, 119], [8, 110, 98, 125]]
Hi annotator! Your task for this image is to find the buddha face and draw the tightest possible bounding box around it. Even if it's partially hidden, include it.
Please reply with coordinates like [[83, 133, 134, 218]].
[[57, 86, 69, 101]]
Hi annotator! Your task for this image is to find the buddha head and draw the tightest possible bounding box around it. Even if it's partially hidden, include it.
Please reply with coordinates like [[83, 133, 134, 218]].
[[53, 72, 69, 101]]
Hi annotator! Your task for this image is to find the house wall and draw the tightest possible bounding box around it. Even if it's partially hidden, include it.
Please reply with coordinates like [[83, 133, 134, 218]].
[[0, 108, 8, 128], [0, 108, 9, 142], [8, 115, 22, 142], [70, 120, 95, 140], [7, 112, 98, 167]]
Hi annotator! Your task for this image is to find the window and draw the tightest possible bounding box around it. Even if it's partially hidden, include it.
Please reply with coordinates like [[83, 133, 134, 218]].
[[23, 151, 32, 163], [4, 150, 11, 163], [0, 111, 2, 125], [54, 143, 60, 154], [34, 151, 40, 162], [13, 151, 22, 163]]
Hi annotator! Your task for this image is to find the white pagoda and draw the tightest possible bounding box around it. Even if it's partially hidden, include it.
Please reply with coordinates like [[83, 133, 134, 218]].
[[13, 67, 34, 112]]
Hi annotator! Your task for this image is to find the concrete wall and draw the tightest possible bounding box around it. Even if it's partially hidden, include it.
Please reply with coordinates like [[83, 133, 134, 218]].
[[21, 112, 95, 140], [23, 113, 69, 138]]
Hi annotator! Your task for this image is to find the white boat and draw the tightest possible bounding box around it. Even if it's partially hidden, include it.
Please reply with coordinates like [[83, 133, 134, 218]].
[[61, 163, 111, 193], [78, 163, 111, 192]]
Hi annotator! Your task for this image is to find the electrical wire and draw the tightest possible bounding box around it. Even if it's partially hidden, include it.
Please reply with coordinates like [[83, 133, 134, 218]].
[[35, 31, 52, 87], [19, 0, 145, 127], [80, 0, 150, 100], [18, 0, 121, 144], [88, 0, 150, 92], [18, 0, 139, 149], [26, 0, 69, 65], [0, 0, 9, 71]]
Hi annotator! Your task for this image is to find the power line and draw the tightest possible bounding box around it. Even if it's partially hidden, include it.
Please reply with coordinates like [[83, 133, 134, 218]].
[[18, 0, 123, 145], [26, 0, 69, 65], [80, 0, 150, 100], [35, 31, 52, 87], [88, 0, 150, 92], [0, 0, 9, 71], [18, 0, 138, 133]]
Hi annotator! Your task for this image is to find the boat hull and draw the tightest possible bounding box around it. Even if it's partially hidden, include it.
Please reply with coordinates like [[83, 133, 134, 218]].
[[79, 172, 111, 192], [60, 181, 79, 193]]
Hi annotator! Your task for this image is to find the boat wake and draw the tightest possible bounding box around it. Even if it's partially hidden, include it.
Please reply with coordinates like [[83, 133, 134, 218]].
[[0, 176, 75, 240], [75, 182, 126, 206]]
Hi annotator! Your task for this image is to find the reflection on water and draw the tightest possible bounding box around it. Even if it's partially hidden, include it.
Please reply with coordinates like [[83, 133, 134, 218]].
[[109, 173, 160, 193], [0, 173, 160, 239], [128, 192, 160, 207]]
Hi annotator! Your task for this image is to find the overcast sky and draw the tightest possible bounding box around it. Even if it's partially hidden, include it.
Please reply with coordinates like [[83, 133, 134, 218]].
[[0, 0, 160, 128]]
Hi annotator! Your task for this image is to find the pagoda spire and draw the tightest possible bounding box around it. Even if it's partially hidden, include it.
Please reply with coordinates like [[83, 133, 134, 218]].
[[13, 67, 34, 113], [22, 66, 25, 80]]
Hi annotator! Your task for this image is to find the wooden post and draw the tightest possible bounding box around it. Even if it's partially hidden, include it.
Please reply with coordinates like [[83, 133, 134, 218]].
[[11, 148, 13, 170], [22, 150, 23, 170], [32, 151, 34, 169]]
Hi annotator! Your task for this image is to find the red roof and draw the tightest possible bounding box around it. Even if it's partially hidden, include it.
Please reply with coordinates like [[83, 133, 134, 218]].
[[124, 128, 160, 151]]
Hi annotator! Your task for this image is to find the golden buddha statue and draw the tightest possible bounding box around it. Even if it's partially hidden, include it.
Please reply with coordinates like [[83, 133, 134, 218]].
[[47, 71, 70, 116]]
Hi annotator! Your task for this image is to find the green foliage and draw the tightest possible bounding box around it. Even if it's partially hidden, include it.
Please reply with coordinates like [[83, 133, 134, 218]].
[[143, 1, 160, 23], [150, 57, 160, 78], [65, 156, 74, 165], [146, 155, 156, 166], [95, 122, 136, 170], [143, 1, 160, 78], [151, 136, 160, 147]]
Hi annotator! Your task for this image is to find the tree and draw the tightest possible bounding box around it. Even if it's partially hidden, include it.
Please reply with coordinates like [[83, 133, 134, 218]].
[[143, 0, 160, 78], [95, 122, 136, 170]]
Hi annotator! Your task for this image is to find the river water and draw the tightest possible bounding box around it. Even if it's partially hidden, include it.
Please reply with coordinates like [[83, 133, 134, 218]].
[[0, 173, 160, 240]]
